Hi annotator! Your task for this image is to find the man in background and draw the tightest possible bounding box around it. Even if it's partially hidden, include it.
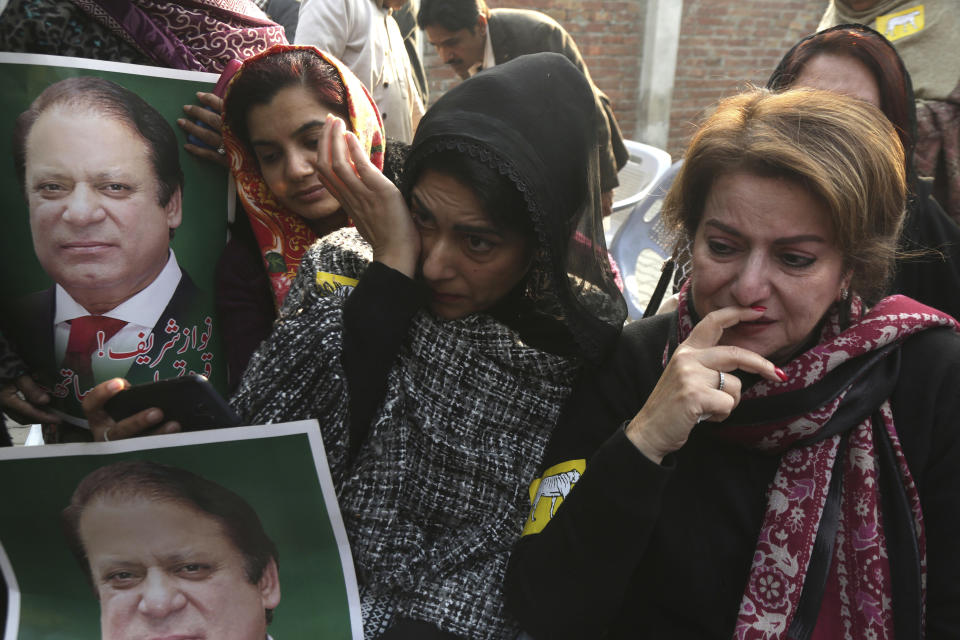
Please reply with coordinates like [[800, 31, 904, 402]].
[[418, 0, 629, 215]]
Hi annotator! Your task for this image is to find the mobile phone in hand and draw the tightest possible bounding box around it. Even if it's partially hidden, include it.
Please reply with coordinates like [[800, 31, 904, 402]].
[[104, 374, 241, 432]]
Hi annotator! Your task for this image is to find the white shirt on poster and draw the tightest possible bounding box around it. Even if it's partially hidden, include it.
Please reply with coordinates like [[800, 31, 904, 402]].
[[54, 250, 182, 381]]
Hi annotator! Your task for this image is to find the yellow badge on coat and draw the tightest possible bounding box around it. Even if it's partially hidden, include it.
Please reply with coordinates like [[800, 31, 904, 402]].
[[315, 272, 359, 298], [521, 459, 586, 536], [876, 5, 924, 41]]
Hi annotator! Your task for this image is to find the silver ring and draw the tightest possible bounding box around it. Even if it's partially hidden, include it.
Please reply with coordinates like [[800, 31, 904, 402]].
[[103, 427, 111, 442], [717, 370, 725, 392], [697, 414, 709, 424], [216, 145, 226, 155]]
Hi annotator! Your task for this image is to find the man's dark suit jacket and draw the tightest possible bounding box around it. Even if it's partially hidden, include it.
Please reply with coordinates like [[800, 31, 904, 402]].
[[488, 8, 629, 191], [0, 271, 203, 404]]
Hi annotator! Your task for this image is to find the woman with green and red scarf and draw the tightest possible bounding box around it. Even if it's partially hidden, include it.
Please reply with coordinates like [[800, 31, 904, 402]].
[[215, 45, 386, 388], [506, 88, 960, 639]]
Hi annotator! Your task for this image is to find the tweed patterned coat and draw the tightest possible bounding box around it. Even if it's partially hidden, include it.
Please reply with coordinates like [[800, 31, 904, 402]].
[[232, 228, 579, 639]]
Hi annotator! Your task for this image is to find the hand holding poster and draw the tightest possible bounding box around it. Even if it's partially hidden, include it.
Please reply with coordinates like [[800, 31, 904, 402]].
[[0, 54, 231, 434], [0, 421, 362, 639]]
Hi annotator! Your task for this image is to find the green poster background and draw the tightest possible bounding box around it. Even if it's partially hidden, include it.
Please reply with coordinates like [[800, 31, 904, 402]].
[[0, 56, 230, 405], [0, 429, 355, 639]]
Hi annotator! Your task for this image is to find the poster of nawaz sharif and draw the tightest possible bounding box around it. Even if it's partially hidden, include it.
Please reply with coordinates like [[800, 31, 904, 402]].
[[0, 53, 232, 427], [0, 421, 362, 639]]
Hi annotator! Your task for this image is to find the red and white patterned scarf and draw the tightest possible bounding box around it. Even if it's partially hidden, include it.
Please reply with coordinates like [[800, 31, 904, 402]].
[[221, 45, 385, 305], [671, 285, 958, 639]]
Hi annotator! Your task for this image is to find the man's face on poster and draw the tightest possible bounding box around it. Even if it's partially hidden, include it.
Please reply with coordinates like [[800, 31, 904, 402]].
[[77, 494, 280, 640], [24, 107, 181, 312]]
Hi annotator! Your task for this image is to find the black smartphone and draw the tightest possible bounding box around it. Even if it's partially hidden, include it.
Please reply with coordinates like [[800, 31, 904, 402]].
[[104, 374, 241, 431]]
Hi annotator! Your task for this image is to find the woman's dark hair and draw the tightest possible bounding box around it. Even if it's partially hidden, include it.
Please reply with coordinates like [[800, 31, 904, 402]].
[[417, 0, 489, 32], [406, 149, 533, 239], [13, 76, 184, 207], [769, 26, 912, 160], [224, 49, 350, 151]]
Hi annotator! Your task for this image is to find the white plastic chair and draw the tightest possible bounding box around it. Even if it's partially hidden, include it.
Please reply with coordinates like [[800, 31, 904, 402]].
[[609, 159, 684, 320], [606, 139, 672, 243], [612, 140, 672, 212]]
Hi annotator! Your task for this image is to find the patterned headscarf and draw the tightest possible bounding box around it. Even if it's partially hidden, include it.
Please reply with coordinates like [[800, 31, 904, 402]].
[[670, 284, 958, 639], [68, 0, 287, 73], [221, 44, 385, 305]]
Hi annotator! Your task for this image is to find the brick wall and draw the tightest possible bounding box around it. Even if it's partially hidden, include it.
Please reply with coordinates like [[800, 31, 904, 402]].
[[422, 1, 825, 159], [669, 0, 824, 156]]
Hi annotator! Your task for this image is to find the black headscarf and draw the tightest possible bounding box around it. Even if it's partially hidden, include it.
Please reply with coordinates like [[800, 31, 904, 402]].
[[767, 23, 960, 320], [402, 52, 627, 364]]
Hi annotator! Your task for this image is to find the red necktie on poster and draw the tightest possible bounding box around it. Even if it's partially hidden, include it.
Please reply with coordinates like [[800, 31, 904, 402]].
[[61, 315, 128, 387]]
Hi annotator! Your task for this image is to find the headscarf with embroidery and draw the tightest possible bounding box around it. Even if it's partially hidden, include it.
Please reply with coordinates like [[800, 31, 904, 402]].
[[402, 52, 627, 364], [69, 0, 286, 72], [221, 44, 385, 305]]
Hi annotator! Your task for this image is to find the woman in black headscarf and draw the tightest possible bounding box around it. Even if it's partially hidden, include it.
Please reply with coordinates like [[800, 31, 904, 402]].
[[227, 52, 626, 639], [767, 23, 960, 320]]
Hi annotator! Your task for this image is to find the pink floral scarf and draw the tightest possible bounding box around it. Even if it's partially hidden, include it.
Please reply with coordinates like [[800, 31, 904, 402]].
[[671, 284, 958, 639]]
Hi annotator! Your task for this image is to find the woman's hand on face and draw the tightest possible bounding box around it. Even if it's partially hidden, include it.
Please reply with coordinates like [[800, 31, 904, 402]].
[[178, 92, 229, 168], [626, 306, 786, 464], [83, 378, 181, 442], [317, 115, 420, 278], [0, 375, 60, 424]]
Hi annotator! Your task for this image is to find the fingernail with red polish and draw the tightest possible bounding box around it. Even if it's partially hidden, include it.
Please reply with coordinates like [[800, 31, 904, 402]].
[[751, 306, 767, 312], [774, 367, 789, 382]]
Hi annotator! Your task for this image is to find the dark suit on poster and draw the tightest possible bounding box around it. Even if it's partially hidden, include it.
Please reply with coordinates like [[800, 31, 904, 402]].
[[0, 271, 212, 419], [487, 8, 629, 191]]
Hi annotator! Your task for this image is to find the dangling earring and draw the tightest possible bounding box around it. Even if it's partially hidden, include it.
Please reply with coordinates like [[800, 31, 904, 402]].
[[839, 288, 850, 301]]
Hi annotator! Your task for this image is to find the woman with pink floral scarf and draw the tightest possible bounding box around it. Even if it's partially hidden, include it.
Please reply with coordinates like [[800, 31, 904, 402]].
[[506, 88, 960, 639]]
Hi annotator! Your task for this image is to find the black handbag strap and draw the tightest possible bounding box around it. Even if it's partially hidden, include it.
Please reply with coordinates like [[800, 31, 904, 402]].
[[643, 257, 675, 318], [787, 436, 847, 640]]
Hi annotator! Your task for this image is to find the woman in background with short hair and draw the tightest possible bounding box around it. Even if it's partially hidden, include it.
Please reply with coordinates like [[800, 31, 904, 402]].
[[768, 23, 960, 320]]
